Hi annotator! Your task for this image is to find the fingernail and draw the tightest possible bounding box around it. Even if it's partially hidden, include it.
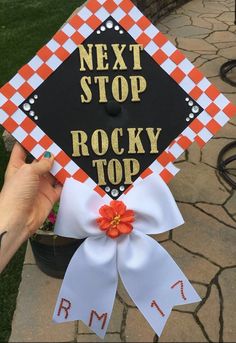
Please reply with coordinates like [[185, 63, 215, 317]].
[[44, 151, 51, 158]]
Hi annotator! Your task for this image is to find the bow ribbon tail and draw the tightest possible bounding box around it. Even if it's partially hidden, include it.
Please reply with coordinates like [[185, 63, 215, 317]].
[[118, 231, 201, 336], [53, 236, 118, 338]]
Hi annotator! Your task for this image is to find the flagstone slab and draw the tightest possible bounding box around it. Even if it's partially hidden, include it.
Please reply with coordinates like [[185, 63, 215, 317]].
[[10, 266, 74, 342], [161, 14, 191, 28], [177, 37, 217, 51], [192, 17, 213, 29], [183, 1, 226, 14], [218, 46, 236, 59], [196, 203, 236, 228], [199, 57, 228, 78], [204, 18, 228, 31], [207, 31, 236, 44], [24, 242, 36, 265], [214, 42, 235, 49], [176, 8, 202, 17], [195, 50, 218, 55], [178, 49, 200, 62], [219, 268, 236, 342], [170, 162, 230, 204], [173, 204, 236, 267], [200, 2, 230, 12], [162, 241, 219, 284], [229, 25, 236, 32], [201, 138, 235, 167], [174, 283, 207, 312], [200, 13, 221, 18], [117, 279, 135, 307], [217, 12, 235, 23], [229, 114, 236, 126], [176, 152, 186, 163], [154, 231, 170, 242], [77, 333, 121, 342], [194, 57, 208, 68], [225, 93, 236, 104], [198, 285, 220, 343], [201, 54, 219, 60], [215, 122, 236, 138], [186, 142, 201, 164], [224, 191, 236, 216], [209, 76, 236, 93], [159, 312, 207, 342], [169, 26, 211, 38], [156, 23, 169, 34], [125, 308, 155, 342]]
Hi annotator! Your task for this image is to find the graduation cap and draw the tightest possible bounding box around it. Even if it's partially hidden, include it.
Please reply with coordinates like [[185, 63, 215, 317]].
[[0, 0, 235, 199]]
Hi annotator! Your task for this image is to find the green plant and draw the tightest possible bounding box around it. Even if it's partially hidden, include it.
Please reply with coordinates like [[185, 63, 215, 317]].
[[0, 0, 83, 340]]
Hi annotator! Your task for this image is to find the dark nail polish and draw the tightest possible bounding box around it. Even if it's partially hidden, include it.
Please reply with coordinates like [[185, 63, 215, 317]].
[[44, 151, 51, 158]]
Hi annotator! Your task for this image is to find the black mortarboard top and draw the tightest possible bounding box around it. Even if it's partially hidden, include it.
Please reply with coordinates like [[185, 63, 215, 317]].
[[0, 0, 235, 199]]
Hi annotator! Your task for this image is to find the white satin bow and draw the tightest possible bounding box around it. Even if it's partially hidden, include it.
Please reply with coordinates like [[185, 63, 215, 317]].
[[53, 174, 200, 338]]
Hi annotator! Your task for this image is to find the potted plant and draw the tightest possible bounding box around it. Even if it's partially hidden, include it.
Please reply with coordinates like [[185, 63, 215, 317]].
[[30, 203, 84, 279]]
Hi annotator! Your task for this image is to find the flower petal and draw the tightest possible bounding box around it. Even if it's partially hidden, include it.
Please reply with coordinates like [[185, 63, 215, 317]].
[[99, 205, 115, 219], [110, 200, 126, 215], [96, 218, 110, 230], [48, 212, 57, 224], [120, 210, 135, 223], [107, 227, 120, 239], [117, 223, 133, 234]]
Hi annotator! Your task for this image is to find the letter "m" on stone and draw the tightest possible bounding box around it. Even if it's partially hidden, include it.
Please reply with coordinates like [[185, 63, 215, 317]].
[[89, 310, 108, 330]]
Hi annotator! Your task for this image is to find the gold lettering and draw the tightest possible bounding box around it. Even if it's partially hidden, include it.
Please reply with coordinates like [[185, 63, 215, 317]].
[[129, 44, 143, 70], [130, 76, 147, 102], [78, 44, 93, 71], [127, 128, 145, 154], [80, 76, 92, 103], [95, 44, 109, 71], [123, 158, 140, 184], [146, 128, 162, 154], [71, 130, 89, 157], [112, 44, 127, 70], [91, 129, 109, 156], [94, 76, 109, 103], [112, 76, 129, 103], [108, 159, 123, 185], [92, 159, 107, 185], [111, 128, 124, 155]]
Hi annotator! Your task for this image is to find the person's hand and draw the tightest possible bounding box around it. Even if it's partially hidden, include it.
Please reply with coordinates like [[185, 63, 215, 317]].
[[0, 143, 62, 239]]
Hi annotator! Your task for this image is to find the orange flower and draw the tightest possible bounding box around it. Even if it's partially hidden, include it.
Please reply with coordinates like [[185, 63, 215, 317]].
[[96, 200, 135, 239]]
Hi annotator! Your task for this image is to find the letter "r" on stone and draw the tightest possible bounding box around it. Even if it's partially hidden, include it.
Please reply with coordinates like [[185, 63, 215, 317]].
[[57, 298, 71, 319]]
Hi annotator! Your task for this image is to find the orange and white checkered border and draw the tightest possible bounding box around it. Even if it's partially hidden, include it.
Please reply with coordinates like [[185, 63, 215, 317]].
[[0, 0, 235, 196]]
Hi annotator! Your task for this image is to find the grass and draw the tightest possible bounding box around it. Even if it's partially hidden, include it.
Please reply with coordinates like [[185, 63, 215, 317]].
[[0, 0, 83, 340]]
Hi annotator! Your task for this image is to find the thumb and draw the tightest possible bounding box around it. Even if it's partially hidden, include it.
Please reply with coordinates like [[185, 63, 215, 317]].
[[32, 152, 54, 176]]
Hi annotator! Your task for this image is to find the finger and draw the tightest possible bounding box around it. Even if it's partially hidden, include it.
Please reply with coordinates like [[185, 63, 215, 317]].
[[54, 183, 63, 200], [10, 143, 27, 165], [48, 183, 63, 204], [5, 143, 27, 178], [43, 172, 57, 187], [32, 152, 54, 176], [40, 183, 62, 207]]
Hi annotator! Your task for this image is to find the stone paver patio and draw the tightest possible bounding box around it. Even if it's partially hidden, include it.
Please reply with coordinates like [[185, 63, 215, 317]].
[[9, 0, 236, 341]]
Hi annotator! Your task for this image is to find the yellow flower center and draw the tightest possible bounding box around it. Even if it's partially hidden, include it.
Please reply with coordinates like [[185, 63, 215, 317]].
[[111, 215, 121, 227]]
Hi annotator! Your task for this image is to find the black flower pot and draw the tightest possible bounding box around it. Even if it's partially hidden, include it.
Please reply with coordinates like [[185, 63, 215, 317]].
[[30, 234, 84, 279]]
